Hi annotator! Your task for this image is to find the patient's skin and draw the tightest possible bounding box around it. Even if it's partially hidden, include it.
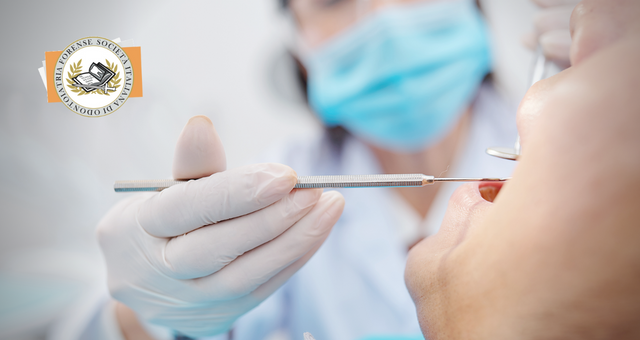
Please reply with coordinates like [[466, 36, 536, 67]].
[[405, 1, 640, 338]]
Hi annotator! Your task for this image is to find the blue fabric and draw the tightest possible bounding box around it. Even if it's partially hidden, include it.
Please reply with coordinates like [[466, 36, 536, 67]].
[[303, 0, 492, 152]]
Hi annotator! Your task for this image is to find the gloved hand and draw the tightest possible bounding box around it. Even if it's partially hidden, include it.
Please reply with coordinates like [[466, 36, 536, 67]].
[[523, 0, 581, 68], [97, 116, 345, 338]]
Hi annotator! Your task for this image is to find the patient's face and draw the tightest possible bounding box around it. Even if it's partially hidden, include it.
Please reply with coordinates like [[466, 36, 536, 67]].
[[404, 24, 640, 335]]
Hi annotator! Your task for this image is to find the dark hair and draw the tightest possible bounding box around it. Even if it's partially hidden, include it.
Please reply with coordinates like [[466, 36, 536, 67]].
[[291, 54, 351, 149]]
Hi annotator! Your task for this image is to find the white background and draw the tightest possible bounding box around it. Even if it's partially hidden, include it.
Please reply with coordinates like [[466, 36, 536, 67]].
[[0, 1, 537, 339]]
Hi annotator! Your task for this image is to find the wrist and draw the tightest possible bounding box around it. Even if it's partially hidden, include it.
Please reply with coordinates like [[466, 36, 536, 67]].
[[115, 301, 176, 340], [115, 302, 156, 340]]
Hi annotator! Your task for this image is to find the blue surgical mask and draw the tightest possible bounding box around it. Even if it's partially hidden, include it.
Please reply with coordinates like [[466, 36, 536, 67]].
[[298, 0, 492, 152]]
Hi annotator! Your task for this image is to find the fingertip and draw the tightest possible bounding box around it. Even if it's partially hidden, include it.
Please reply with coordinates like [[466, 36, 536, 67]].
[[262, 163, 297, 178], [253, 163, 299, 204], [173, 115, 227, 180], [289, 188, 323, 211], [266, 163, 299, 188], [248, 229, 330, 301], [313, 191, 345, 234], [188, 115, 213, 125], [322, 190, 346, 211], [288, 189, 338, 226]]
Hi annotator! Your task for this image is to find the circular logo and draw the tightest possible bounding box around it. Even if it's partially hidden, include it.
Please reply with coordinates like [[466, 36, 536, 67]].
[[54, 37, 133, 117]]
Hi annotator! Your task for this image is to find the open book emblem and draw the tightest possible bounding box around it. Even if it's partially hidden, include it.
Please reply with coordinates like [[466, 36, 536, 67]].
[[67, 60, 121, 95], [48, 37, 137, 117]]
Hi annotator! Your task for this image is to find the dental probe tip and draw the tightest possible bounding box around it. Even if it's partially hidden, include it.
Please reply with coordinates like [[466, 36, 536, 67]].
[[434, 177, 510, 182]]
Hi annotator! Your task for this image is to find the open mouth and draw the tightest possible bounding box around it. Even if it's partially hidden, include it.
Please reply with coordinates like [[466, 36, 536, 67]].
[[478, 182, 504, 203]]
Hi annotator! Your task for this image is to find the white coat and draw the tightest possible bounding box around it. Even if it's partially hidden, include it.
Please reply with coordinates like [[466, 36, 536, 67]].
[[216, 83, 517, 340]]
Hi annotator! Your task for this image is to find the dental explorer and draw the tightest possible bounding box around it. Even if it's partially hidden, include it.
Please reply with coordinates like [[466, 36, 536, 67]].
[[114, 174, 508, 192]]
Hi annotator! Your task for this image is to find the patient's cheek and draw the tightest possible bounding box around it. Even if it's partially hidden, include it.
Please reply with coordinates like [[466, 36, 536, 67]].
[[479, 183, 503, 203]]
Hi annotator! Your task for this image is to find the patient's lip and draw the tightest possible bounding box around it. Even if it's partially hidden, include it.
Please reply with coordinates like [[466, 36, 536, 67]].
[[478, 183, 504, 203]]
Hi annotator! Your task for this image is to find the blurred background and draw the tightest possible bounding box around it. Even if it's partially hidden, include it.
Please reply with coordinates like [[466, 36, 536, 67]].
[[0, 0, 537, 339]]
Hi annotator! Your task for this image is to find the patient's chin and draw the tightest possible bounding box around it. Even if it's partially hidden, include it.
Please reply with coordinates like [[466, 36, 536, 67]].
[[479, 183, 503, 203]]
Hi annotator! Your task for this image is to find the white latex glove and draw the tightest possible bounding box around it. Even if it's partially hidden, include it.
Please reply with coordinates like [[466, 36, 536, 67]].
[[523, 0, 581, 68], [97, 116, 345, 338]]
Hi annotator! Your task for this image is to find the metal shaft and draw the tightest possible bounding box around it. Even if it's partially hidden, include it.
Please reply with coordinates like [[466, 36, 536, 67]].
[[114, 179, 183, 192], [114, 175, 508, 192], [295, 174, 433, 189]]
